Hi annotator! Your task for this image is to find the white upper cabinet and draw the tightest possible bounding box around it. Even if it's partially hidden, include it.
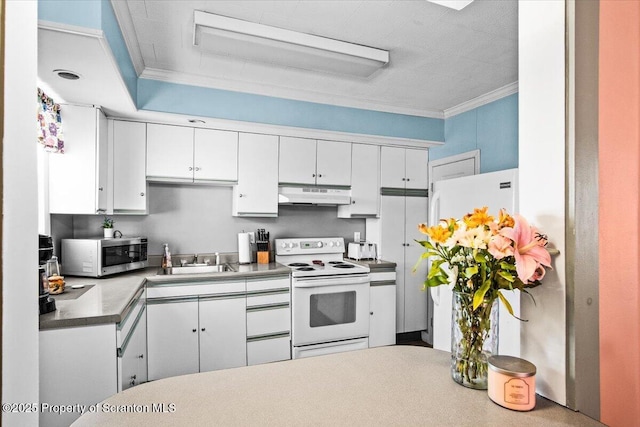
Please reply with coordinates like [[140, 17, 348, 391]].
[[381, 146, 428, 190], [146, 123, 194, 182], [49, 104, 108, 215], [233, 133, 279, 217], [193, 128, 238, 183], [279, 137, 351, 187], [146, 124, 239, 184], [112, 120, 147, 214], [338, 144, 379, 218]]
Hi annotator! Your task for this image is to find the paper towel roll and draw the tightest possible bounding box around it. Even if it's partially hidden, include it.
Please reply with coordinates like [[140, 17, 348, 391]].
[[238, 233, 252, 264]]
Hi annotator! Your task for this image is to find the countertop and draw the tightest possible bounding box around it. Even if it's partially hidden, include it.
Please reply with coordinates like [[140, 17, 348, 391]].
[[40, 263, 290, 330], [72, 346, 602, 427], [347, 258, 397, 270]]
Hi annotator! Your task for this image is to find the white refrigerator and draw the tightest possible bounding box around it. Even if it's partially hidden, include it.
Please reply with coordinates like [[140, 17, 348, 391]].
[[429, 168, 521, 357]]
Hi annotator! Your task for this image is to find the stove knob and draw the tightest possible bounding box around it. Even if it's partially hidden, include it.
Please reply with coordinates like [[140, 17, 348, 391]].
[[329, 241, 335, 247], [281, 242, 288, 249], [316, 241, 323, 248], [335, 241, 341, 247]]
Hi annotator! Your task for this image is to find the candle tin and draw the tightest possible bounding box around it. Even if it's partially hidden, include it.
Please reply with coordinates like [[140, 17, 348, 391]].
[[487, 355, 537, 411]]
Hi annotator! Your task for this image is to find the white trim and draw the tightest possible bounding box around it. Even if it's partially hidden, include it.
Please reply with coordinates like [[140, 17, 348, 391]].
[[108, 109, 444, 149], [139, 68, 445, 119], [95, 36, 138, 113], [38, 20, 104, 37], [427, 149, 480, 191], [443, 82, 519, 118], [110, 0, 145, 76]]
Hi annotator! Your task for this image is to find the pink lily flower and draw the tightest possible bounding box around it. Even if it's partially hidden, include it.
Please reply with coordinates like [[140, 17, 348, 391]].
[[488, 234, 514, 260], [499, 215, 551, 282]]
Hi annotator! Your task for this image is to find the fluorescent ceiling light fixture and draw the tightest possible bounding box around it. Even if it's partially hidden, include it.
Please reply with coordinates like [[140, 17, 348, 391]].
[[193, 10, 389, 78], [427, 0, 474, 11]]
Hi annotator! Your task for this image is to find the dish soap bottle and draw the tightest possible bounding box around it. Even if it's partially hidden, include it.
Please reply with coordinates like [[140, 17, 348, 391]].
[[162, 243, 173, 270]]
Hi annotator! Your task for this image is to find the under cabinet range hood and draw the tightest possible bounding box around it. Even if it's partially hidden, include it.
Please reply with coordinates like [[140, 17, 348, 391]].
[[278, 186, 351, 206]]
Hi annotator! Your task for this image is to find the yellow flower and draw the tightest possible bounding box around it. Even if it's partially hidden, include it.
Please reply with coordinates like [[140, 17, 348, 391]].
[[463, 207, 494, 228], [419, 223, 452, 244], [498, 208, 515, 229]]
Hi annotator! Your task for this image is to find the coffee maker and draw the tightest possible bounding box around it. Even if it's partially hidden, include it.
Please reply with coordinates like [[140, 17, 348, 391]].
[[39, 234, 56, 315]]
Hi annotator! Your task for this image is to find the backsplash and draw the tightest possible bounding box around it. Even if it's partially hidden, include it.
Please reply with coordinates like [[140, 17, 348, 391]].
[[51, 183, 366, 257]]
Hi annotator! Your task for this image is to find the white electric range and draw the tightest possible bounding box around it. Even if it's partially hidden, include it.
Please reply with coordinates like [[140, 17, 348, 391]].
[[275, 237, 371, 359]]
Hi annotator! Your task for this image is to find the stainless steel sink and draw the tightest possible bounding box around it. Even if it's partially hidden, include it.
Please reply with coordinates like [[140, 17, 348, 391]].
[[161, 263, 235, 275]]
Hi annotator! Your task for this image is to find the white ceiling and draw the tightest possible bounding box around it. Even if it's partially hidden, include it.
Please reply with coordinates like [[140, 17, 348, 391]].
[[117, 0, 518, 117]]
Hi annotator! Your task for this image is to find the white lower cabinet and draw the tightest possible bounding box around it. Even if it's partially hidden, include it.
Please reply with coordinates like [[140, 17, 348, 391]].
[[199, 295, 247, 372], [146, 280, 247, 381], [147, 298, 200, 380], [369, 278, 397, 348], [246, 276, 291, 365], [40, 324, 118, 427]]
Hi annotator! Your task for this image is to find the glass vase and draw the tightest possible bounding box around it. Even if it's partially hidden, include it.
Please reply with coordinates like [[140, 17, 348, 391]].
[[451, 291, 499, 389]]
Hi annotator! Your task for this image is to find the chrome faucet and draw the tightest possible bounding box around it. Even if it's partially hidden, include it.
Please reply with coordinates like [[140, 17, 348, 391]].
[[193, 253, 198, 264], [215, 252, 220, 265]]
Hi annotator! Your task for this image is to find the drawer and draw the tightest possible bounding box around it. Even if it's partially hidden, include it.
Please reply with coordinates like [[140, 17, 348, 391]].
[[146, 280, 245, 299], [247, 335, 291, 366], [246, 291, 289, 307], [246, 276, 290, 293], [247, 306, 290, 337], [370, 271, 396, 282]]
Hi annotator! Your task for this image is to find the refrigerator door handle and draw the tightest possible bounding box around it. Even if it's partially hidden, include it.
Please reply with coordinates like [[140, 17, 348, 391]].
[[429, 190, 442, 306]]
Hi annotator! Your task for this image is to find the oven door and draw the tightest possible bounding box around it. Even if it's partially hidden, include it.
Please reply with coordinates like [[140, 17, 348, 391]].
[[292, 273, 370, 347]]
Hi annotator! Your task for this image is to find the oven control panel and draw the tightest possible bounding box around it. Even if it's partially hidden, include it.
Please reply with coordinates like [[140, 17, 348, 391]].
[[275, 238, 344, 255]]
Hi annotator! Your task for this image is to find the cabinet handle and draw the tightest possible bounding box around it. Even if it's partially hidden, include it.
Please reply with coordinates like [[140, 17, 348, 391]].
[[201, 328, 206, 332], [352, 200, 356, 204], [407, 178, 411, 181], [131, 375, 137, 380], [96, 209, 106, 214], [312, 173, 316, 178], [140, 192, 145, 197], [130, 378, 136, 386], [318, 174, 323, 178], [370, 311, 374, 315], [98, 187, 104, 191], [402, 178, 406, 181], [138, 354, 144, 359], [189, 167, 193, 171], [238, 194, 245, 198], [195, 167, 201, 171], [192, 329, 197, 333]]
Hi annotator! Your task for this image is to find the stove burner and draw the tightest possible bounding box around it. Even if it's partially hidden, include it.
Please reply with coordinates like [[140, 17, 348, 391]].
[[328, 261, 344, 265], [289, 263, 310, 267], [332, 263, 356, 269], [296, 267, 316, 271]]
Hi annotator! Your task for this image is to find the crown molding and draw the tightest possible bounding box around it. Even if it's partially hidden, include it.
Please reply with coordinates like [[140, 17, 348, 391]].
[[140, 68, 445, 119], [443, 82, 519, 118], [110, 0, 145, 76]]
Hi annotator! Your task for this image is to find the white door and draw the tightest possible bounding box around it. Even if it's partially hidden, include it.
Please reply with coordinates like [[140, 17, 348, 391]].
[[316, 140, 352, 186], [278, 136, 316, 185], [146, 124, 194, 181], [404, 196, 429, 332], [234, 133, 279, 216], [199, 296, 247, 372], [113, 120, 147, 212], [147, 300, 199, 380], [380, 196, 406, 333], [369, 284, 396, 347], [349, 144, 379, 215], [380, 146, 405, 188], [193, 128, 238, 182], [404, 149, 429, 190]]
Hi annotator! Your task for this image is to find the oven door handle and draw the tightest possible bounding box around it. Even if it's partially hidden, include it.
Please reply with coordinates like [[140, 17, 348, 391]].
[[293, 274, 370, 288]]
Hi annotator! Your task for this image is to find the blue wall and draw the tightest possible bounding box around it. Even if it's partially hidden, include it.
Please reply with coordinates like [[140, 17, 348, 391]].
[[429, 93, 519, 173], [38, 0, 444, 142]]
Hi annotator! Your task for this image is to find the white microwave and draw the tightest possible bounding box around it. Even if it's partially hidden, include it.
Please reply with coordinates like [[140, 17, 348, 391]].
[[61, 237, 148, 278]]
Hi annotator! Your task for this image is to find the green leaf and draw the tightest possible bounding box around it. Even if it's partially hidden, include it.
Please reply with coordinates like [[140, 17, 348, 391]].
[[497, 270, 515, 283], [474, 251, 486, 263], [498, 291, 528, 322], [464, 265, 478, 279], [472, 281, 491, 310]]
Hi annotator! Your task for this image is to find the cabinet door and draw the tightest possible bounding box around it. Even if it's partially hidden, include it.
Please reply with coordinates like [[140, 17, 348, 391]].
[[194, 128, 238, 182], [369, 285, 396, 347], [278, 136, 316, 185], [380, 146, 406, 189], [119, 307, 147, 391], [113, 121, 147, 213], [49, 104, 102, 214], [405, 149, 429, 190], [146, 124, 194, 182], [316, 140, 352, 186], [380, 196, 406, 333], [147, 300, 199, 381], [233, 133, 279, 217], [347, 144, 379, 216], [403, 196, 429, 332], [199, 296, 247, 372]]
